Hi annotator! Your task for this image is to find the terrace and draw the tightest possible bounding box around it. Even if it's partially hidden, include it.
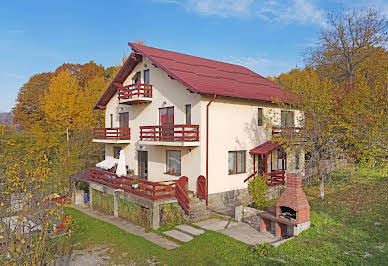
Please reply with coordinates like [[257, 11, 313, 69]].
[[139, 124, 200, 147]]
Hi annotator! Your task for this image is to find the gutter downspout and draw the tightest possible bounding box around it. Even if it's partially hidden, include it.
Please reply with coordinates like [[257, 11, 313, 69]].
[[206, 94, 217, 206]]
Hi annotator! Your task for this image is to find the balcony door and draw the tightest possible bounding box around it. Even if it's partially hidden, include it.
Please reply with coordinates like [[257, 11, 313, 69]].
[[138, 151, 148, 179], [159, 107, 174, 141], [119, 112, 129, 128]]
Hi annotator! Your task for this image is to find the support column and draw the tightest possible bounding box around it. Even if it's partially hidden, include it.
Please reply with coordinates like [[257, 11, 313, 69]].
[[260, 218, 267, 232], [151, 203, 160, 230], [114, 189, 123, 217], [89, 186, 93, 209], [275, 222, 281, 237]]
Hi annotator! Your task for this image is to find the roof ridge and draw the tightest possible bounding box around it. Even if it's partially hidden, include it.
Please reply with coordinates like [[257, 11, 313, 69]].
[[129, 42, 257, 72]]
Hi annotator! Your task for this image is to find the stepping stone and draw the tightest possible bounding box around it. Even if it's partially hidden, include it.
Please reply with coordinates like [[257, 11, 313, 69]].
[[163, 230, 193, 242], [194, 218, 238, 232], [176, 224, 205, 236]]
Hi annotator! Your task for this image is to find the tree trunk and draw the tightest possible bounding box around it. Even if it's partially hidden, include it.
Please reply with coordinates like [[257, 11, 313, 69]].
[[320, 175, 325, 200]]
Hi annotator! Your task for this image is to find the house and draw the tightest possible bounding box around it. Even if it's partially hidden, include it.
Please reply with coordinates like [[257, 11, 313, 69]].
[[82, 42, 304, 227]]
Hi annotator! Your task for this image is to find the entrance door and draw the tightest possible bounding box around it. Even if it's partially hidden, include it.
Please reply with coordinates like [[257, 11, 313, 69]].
[[159, 107, 174, 141], [138, 151, 148, 179], [257, 155, 266, 174]]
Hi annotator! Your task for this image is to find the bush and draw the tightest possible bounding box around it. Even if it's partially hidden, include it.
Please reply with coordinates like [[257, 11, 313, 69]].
[[248, 175, 268, 209], [250, 243, 271, 257]]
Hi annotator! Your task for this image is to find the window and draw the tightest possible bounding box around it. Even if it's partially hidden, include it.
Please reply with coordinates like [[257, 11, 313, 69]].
[[166, 150, 181, 175], [295, 152, 300, 170], [228, 151, 246, 175], [185, 104, 191, 125], [132, 71, 141, 84], [281, 111, 294, 127], [119, 112, 129, 128], [110, 114, 113, 128], [144, 69, 150, 84], [113, 146, 122, 159], [277, 148, 287, 170], [258, 108, 263, 126]]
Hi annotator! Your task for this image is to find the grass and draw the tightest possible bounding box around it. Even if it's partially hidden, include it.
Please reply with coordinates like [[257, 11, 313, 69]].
[[65, 166, 388, 265]]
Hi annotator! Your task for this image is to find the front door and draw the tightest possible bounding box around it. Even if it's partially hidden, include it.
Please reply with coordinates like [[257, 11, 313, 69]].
[[257, 155, 266, 174], [138, 151, 148, 179], [159, 107, 174, 141]]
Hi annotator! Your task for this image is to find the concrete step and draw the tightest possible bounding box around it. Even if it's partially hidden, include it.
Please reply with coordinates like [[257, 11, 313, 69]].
[[175, 224, 205, 236], [163, 230, 193, 242]]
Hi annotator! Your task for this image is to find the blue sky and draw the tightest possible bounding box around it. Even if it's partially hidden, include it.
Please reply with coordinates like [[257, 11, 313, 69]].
[[0, 0, 385, 112]]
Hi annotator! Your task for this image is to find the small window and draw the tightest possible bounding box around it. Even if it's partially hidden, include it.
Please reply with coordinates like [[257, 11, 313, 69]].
[[281, 111, 294, 127], [144, 69, 150, 84], [166, 150, 181, 175], [277, 148, 287, 170], [228, 151, 246, 175], [258, 108, 263, 126], [113, 146, 122, 159], [185, 104, 191, 125], [132, 71, 141, 84], [110, 114, 113, 128], [295, 152, 300, 170]]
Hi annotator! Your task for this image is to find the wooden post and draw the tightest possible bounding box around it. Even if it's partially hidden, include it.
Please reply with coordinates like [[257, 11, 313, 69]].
[[253, 154, 256, 174]]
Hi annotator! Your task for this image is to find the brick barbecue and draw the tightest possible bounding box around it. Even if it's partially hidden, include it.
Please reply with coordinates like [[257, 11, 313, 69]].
[[258, 173, 310, 237]]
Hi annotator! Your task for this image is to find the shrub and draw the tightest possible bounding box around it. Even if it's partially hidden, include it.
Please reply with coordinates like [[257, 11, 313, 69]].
[[250, 243, 271, 257], [248, 175, 268, 209]]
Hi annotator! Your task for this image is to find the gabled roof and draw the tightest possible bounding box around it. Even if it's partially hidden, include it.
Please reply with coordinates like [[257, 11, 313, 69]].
[[95, 43, 290, 109], [250, 141, 280, 155]]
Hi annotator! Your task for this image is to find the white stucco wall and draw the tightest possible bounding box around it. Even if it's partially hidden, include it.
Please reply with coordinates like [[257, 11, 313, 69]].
[[199, 95, 303, 195]]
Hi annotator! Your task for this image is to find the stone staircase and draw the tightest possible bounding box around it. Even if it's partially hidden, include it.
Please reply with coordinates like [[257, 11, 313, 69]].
[[183, 194, 212, 222], [163, 224, 205, 243]]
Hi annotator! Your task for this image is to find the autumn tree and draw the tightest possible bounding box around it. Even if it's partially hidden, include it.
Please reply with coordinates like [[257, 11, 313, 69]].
[[12, 72, 54, 129], [272, 68, 344, 200], [306, 8, 387, 88]]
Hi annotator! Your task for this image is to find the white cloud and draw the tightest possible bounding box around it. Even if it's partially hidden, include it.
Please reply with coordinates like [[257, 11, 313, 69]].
[[153, 0, 327, 26], [221, 55, 297, 76]]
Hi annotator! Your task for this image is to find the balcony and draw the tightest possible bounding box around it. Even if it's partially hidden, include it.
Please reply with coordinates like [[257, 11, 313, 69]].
[[139, 125, 200, 147], [118, 83, 152, 105], [272, 127, 303, 135], [93, 127, 131, 144]]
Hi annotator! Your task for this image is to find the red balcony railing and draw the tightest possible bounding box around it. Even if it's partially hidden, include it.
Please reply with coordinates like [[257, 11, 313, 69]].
[[89, 168, 177, 201], [272, 127, 303, 135], [93, 128, 130, 140], [244, 170, 285, 186], [140, 125, 199, 142], [118, 83, 152, 101]]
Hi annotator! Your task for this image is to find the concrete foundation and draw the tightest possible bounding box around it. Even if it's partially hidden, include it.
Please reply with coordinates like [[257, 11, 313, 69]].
[[89, 182, 177, 230]]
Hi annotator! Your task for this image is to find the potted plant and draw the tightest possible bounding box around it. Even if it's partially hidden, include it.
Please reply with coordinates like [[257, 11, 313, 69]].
[[131, 179, 139, 189], [165, 185, 172, 191], [169, 169, 175, 175]]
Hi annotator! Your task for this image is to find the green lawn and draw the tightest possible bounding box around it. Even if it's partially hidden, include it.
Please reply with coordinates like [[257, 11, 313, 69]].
[[65, 166, 388, 265]]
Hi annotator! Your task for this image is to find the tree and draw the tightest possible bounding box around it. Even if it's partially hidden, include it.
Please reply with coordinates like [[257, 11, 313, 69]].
[[12, 72, 54, 129], [306, 8, 387, 88], [272, 68, 344, 200]]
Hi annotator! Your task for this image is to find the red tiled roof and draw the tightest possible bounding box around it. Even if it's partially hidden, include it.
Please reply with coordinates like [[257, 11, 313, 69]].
[[250, 141, 280, 155], [95, 43, 291, 109]]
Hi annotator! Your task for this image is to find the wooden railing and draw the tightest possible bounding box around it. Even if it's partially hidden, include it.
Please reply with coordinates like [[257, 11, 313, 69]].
[[89, 168, 177, 201], [272, 127, 303, 135], [175, 176, 190, 215], [93, 128, 130, 140], [118, 83, 152, 100], [264, 170, 286, 186], [244, 170, 285, 186], [140, 125, 199, 142]]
